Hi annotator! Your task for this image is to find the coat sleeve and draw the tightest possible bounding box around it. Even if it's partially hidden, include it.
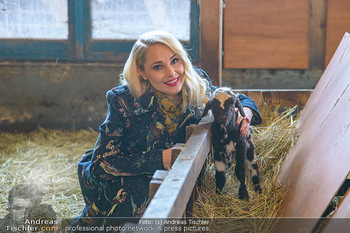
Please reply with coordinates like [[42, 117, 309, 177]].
[[237, 93, 262, 125], [88, 90, 165, 183]]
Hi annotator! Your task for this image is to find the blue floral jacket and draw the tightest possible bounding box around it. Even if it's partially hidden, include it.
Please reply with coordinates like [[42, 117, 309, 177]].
[[73, 69, 262, 227]]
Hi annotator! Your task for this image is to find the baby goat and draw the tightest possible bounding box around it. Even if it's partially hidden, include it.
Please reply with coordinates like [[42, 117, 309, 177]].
[[202, 87, 262, 201]]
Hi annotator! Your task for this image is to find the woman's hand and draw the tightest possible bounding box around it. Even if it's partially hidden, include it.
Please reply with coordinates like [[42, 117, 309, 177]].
[[235, 107, 253, 136]]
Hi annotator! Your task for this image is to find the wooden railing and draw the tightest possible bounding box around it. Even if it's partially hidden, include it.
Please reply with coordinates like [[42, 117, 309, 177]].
[[122, 114, 213, 232]]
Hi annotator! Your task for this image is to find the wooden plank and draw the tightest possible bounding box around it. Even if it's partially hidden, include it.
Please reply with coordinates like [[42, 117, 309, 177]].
[[224, 0, 309, 69], [170, 143, 186, 165], [200, 0, 223, 86], [141, 115, 212, 219], [149, 170, 168, 200], [74, 0, 84, 60], [148, 144, 184, 200], [325, 0, 350, 66], [235, 89, 312, 108], [309, 0, 327, 69], [121, 117, 212, 232], [273, 32, 350, 233], [321, 188, 350, 233]]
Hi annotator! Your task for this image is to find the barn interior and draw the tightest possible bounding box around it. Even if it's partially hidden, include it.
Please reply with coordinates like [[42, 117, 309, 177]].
[[1, 1, 350, 232]]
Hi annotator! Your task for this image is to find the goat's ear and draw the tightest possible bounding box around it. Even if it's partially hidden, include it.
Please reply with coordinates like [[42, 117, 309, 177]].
[[235, 99, 246, 118], [202, 101, 211, 118], [226, 89, 236, 98]]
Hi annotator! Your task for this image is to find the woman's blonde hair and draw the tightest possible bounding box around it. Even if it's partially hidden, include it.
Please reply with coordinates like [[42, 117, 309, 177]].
[[120, 30, 208, 112]]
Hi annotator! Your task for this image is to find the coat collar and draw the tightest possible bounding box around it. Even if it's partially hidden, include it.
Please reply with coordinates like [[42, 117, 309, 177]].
[[118, 86, 199, 130]]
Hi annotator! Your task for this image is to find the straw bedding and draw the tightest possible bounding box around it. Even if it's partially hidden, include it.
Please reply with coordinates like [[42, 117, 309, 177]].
[[0, 128, 98, 218], [0, 106, 299, 229], [191, 106, 300, 232]]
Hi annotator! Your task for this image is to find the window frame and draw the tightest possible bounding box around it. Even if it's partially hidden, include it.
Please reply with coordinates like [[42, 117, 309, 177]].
[[0, 0, 200, 63]]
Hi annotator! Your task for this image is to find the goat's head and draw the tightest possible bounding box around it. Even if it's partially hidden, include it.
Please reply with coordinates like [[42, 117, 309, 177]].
[[202, 87, 245, 126]]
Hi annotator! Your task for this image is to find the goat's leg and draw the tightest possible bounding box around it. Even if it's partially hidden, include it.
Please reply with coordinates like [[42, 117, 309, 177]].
[[214, 151, 226, 194], [235, 142, 249, 201], [246, 139, 262, 193]]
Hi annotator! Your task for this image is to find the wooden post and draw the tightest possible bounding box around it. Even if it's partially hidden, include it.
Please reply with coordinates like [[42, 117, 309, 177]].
[[149, 170, 168, 201], [170, 143, 185, 165], [325, 0, 350, 66], [186, 124, 196, 142], [200, 0, 223, 86], [149, 144, 185, 200], [309, 0, 327, 69], [142, 115, 213, 219], [122, 115, 213, 233]]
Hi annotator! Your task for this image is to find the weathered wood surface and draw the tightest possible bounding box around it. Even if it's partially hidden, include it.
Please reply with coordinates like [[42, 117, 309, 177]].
[[141, 115, 212, 219], [200, 0, 223, 86], [224, 0, 309, 69], [149, 170, 168, 201], [309, 0, 327, 69], [121, 115, 212, 233], [148, 144, 185, 201], [326, 0, 350, 66], [274, 32, 350, 233]]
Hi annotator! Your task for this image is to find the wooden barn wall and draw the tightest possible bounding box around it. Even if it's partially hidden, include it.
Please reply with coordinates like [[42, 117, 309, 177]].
[[325, 0, 350, 65], [224, 0, 309, 69], [222, 0, 350, 88]]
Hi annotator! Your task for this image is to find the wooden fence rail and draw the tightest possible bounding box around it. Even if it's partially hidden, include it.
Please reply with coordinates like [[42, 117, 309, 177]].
[[122, 114, 213, 232]]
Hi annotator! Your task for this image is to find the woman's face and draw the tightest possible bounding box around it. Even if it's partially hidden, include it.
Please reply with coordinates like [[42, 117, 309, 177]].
[[138, 43, 185, 103]]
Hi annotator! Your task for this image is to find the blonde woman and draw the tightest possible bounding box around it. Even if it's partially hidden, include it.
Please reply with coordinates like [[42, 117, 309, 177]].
[[72, 31, 261, 229]]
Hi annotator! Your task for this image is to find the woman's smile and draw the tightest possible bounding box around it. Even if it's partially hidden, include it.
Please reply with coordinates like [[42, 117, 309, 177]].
[[164, 77, 179, 86]]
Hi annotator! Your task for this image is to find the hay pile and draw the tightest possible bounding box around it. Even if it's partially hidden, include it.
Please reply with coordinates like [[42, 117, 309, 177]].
[[0, 105, 300, 229], [192, 106, 300, 233], [0, 127, 98, 218]]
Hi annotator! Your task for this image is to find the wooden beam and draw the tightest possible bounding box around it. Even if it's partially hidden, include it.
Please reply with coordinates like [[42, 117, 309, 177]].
[[200, 0, 223, 86], [121, 117, 212, 233], [309, 0, 327, 69], [73, 0, 84, 60], [149, 170, 168, 201], [325, 0, 350, 66], [141, 115, 212, 220], [148, 144, 185, 200]]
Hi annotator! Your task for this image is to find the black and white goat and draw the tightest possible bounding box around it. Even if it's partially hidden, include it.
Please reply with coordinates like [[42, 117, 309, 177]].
[[202, 87, 262, 201]]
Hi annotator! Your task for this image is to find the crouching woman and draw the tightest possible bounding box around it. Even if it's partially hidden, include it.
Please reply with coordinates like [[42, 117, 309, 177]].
[[72, 30, 262, 229]]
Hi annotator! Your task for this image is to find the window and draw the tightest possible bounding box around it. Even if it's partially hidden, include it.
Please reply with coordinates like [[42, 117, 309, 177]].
[[91, 0, 190, 41], [0, 0, 199, 63], [0, 0, 68, 39]]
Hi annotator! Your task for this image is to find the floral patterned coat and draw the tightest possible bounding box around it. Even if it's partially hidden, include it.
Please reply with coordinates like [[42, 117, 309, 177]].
[[72, 69, 262, 228]]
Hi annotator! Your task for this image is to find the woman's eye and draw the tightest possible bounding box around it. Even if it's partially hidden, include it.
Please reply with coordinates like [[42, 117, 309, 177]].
[[153, 65, 161, 70], [171, 58, 179, 64]]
